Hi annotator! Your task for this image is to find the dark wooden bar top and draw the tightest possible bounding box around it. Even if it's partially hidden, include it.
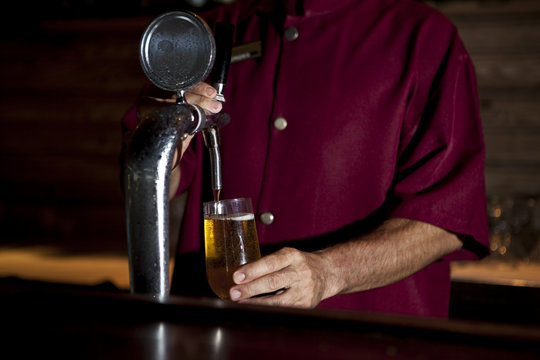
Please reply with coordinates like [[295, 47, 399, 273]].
[[2, 279, 539, 359]]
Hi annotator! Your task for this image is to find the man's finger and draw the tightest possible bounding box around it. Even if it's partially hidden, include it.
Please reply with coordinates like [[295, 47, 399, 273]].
[[233, 247, 297, 284], [189, 82, 216, 97], [230, 268, 293, 300], [184, 92, 222, 113]]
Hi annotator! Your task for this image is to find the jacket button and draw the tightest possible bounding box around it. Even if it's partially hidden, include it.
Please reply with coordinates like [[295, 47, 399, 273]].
[[259, 212, 275, 225], [284, 26, 299, 41], [273, 116, 288, 131]]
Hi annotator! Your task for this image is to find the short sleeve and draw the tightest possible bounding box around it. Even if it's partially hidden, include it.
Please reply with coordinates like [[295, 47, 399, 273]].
[[388, 20, 489, 260]]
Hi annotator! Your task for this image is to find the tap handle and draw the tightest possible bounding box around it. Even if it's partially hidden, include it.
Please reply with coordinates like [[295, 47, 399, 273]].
[[210, 21, 234, 101]]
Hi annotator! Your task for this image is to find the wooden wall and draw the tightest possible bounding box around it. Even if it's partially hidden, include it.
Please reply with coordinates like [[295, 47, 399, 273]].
[[0, 0, 538, 254], [0, 17, 152, 252], [429, 0, 540, 197]]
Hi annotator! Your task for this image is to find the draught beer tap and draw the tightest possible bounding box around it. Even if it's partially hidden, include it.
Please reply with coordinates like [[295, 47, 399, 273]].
[[124, 11, 233, 299]]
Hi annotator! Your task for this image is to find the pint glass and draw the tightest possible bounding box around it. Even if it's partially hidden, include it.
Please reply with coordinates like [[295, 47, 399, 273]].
[[203, 198, 261, 299]]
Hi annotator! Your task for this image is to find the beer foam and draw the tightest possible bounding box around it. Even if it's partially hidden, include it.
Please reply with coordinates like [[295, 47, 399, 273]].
[[230, 213, 254, 221]]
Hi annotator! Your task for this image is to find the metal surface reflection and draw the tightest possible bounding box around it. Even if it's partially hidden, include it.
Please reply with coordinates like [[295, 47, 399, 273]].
[[211, 327, 224, 360], [124, 104, 205, 299], [156, 322, 168, 360]]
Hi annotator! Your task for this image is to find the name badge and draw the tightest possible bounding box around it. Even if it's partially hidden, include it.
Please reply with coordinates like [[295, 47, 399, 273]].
[[231, 41, 262, 63]]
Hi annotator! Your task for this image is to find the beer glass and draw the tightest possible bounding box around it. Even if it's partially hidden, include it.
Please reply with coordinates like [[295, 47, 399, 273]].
[[203, 198, 261, 299]]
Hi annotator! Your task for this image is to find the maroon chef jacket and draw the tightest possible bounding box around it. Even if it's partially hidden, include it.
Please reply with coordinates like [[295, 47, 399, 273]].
[[123, 0, 489, 317]]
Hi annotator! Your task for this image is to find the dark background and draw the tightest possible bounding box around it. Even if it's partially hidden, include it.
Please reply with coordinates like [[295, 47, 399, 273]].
[[0, 0, 539, 259]]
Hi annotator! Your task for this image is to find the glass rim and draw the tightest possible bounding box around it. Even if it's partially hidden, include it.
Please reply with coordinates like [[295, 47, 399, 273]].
[[203, 197, 253, 217], [203, 197, 252, 206]]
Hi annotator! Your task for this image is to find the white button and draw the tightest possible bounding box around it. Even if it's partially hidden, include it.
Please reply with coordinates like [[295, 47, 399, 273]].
[[284, 26, 299, 41], [273, 116, 288, 131], [259, 212, 275, 225]]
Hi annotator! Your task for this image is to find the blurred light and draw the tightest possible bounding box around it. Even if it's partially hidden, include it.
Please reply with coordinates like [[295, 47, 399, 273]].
[[185, 0, 208, 7]]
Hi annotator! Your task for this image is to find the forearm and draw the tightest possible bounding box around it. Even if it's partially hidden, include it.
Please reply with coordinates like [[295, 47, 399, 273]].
[[317, 218, 463, 300]]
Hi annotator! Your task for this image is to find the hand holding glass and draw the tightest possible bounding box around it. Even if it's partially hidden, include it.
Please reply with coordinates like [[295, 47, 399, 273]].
[[203, 198, 261, 299]]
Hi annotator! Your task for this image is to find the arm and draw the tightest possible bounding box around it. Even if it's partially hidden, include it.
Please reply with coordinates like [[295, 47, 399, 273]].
[[229, 218, 463, 308]]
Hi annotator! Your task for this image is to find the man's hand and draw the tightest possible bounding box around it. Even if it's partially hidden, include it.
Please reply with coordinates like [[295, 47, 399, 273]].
[[185, 82, 223, 114], [229, 218, 463, 309], [229, 247, 338, 308], [139, 82, 222, 118], [166, 82, 222, 198]]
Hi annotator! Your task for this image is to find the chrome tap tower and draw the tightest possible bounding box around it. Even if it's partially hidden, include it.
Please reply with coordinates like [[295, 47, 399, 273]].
[[124, 11, 233, 299]]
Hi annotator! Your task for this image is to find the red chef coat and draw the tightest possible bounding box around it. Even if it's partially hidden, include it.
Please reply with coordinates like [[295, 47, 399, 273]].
[[123, 0, 489, 317]]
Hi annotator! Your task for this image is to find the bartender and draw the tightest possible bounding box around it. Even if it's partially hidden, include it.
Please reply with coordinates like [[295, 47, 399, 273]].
[[122, 0, 489, 317]]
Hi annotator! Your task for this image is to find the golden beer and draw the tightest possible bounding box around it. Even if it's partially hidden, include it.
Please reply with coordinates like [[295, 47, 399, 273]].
[[204, 205, 261, 300]]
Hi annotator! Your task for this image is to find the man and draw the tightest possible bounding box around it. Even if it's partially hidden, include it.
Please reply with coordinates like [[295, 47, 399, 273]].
[[123, 0, 489, 317]]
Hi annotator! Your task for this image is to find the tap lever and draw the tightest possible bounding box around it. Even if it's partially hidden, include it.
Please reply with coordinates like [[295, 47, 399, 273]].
[[210, 22, 235, 102], [203, 22, 234, 194]]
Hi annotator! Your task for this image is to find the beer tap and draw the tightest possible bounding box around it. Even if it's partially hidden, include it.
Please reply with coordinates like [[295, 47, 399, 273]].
[[124, 12, 231, 300], [203, 21, 234, 202]]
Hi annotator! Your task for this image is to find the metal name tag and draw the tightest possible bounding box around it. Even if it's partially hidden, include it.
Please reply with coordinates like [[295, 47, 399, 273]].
[[231, 41, 262, 63]]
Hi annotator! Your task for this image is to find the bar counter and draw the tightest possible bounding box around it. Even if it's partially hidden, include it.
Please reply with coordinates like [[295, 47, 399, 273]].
[[2, 278, 539, 359]]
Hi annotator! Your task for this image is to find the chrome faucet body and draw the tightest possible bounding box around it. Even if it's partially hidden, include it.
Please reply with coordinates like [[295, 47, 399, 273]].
[[124, 11, 233, 299], [124, 102, 229, 299]]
